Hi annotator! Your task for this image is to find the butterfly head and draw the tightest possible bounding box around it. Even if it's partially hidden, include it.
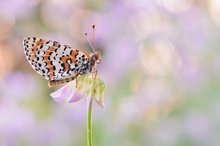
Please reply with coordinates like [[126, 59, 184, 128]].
[[85, 25, 101, 64], [91, 51, 101, 64]]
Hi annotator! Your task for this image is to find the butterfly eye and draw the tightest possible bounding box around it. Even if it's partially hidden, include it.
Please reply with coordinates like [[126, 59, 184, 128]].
[[95, 54, 98, 60]]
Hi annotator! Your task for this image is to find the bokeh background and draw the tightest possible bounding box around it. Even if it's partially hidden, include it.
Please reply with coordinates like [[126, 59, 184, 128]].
[[1, 0, 220, 146]]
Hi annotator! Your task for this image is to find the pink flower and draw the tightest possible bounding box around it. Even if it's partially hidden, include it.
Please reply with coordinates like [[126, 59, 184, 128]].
[[50, 74, 105, 109]]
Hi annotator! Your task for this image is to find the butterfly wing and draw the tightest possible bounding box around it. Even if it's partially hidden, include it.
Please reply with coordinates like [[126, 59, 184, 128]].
[[23, 37, 90, 81]]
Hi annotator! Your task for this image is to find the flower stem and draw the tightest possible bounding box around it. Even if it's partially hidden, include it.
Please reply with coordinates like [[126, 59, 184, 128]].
[[87, 96, 93, 146]]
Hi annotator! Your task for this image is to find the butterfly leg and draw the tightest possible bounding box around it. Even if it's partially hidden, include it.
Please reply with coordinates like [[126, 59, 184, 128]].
[[76, 76, 78, 88], [91, 70, 97, 80], [75, 72, 80, 88]]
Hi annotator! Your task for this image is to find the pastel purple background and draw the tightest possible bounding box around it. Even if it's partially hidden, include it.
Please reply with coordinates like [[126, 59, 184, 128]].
[[1, 0, 220, 146]]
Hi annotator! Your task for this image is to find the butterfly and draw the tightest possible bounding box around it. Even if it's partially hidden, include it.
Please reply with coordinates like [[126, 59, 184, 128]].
[[23, 32, 101, 87]]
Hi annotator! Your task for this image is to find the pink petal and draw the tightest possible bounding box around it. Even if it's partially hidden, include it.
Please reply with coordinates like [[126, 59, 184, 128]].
[[50, 84, 75, 102], [50, 82, 82, 103], [68, 92, 82, 103]]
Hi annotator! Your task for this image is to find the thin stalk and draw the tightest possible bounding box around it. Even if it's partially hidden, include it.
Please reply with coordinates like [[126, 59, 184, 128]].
[[87, 96, 93, 146]]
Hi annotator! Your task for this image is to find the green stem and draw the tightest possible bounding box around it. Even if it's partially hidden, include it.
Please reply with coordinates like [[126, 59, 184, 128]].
[[87, 96, 93, 146]]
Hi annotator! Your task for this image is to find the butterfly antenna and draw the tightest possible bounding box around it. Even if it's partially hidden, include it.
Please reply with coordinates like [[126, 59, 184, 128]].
[[92, 24, 96, 50], [84, 32, 95, 53]]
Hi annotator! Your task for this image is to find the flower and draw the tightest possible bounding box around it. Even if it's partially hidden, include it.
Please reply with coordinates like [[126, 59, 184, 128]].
[[50, 74, 105, 109]]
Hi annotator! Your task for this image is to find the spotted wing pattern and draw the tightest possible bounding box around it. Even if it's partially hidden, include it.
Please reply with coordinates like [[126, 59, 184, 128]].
[[23, 37, 90, 82]]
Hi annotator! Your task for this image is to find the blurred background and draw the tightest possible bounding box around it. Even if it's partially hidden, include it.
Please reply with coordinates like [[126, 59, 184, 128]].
[[1, 0, 220, 146]]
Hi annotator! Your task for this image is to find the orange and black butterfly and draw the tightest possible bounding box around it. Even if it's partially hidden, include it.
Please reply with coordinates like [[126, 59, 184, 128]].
[[23, 25, 101, 87]]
